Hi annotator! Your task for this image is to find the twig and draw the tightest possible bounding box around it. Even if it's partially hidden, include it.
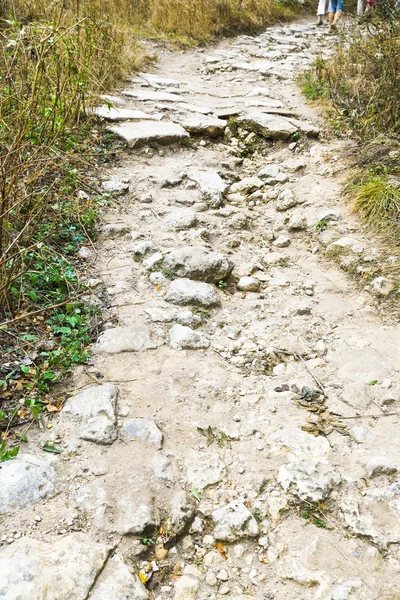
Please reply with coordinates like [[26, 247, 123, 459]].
[[0, 293, 86, 327]]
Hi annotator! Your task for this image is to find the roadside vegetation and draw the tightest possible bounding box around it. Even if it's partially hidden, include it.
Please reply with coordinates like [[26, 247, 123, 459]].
[[300, 10, 400, 282], [0, 0, 298, 459]]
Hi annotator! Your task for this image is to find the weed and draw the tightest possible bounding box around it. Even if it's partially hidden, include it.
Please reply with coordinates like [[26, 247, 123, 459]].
[[350, 175, 400, 230], [301, 500, 333, 529], [316, 218, 328, 233], [218, 280, 228, 289], [299, 58, 328, 101]]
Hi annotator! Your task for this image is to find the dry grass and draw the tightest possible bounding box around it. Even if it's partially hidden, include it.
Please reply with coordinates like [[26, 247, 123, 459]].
[[1, 0, 295, 46], [350, 176, 400, 229]]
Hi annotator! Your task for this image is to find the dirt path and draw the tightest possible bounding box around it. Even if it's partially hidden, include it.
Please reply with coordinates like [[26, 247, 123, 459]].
[[2, 19, 400, 600]]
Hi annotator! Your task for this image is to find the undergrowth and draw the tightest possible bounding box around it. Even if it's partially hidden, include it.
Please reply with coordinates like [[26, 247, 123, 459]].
[[300, 13, 400, 284]]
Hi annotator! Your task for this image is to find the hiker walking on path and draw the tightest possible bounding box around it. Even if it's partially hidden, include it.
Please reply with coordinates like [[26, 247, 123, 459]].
[[328, 0, 344, 31], [317, 0, 329, 25]]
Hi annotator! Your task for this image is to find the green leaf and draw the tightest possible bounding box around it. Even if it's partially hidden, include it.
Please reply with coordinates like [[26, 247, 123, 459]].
[[41, 444, 61, 454], [191, 487, 201, 502], [20, 365, 31, 373], [369, 380, 378, 386], [19, 433, 28, 442]]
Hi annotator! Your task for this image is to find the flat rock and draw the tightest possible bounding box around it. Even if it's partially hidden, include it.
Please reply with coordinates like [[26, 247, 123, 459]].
[[0, 453, 56, 514], [170, 324, 210, 350], [161, 210, 197, 231], [134, 72, 180, 87], [174, 575, 199, 600], [278, 460, 341, 502], [163, 246, 233, 283], [187, 169, 228, 208], [121, 418, 163, 449], [151, 454, 177, 482], [237, 276, 260, 292], [341, 483, 400, 549], [93, 325, 156, 354], [267, 427, 330, 460], [0, 533, 110, 600], [102, 223, 131, 237], [185, 451, 226, 490], [165, 278, 219, 307], [75, 472, 158, 535], [167, 491, 195, 535], [122, 89, 183, 102], [229, 176, 264, 194], [275, 189, 298, 211], [108, 121, 189, 148], [211, 500, 259, 541], [89, 554, 149, 599], [288, 214, 307, 230], [236, 112, 297, 140], [63, 384, 118, 445], [91, 106, 162, 121], [177, 114, 227, 137], [101, 178, 130, 195]]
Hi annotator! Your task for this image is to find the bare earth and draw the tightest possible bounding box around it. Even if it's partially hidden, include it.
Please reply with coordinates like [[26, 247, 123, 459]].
[[2, 18, 400, 600]]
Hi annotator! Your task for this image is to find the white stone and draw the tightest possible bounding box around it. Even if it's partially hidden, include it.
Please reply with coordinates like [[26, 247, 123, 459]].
[[151, 454, 176, 482], [370, 276, 392, 297], [187, 169, 228, 208], [89, 554, 149, 599], [177, 114, 227, 137], [230, 177, 264, 194], [341, 482, 400, 549], [0, 454, 56, 514], [92, 106, 162, 122], [121, 418, 163, 449], [75, 474, 157, 535], [211, 500, 259, 541], [92, 325, 156, 354], [267, 427, 330, 460], [165, 278, 219, 307], [122, 89, 183, 102], [0, 534, 110, 600], [185, 451, 226, 490], [163, 246, 233, 282], [275, 189, 298, 211], [162, 210, 197, 231], [101, 178, 129, 195], [237, 276, 260, 292], [236, 113, 297, 140], [288, 214, 307, 231], [168, 491, 195, 535], [278, 460, 341, 502], [273, 235, 291, 248], [174, 575, 199, 600], [108, 121, 189, 148], [63, 384, 118, 445], [170, 324, 210, 350]]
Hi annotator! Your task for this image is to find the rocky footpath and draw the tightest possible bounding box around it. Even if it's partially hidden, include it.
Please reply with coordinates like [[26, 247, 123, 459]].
[[1, 19, 400, 600]]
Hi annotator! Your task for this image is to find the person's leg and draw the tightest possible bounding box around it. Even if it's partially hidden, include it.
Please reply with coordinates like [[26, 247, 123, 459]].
[[333, 0, 344, 24], [317, 0, 326, 24], [328, 0, 337, 29], [357, 0, 365, 15]]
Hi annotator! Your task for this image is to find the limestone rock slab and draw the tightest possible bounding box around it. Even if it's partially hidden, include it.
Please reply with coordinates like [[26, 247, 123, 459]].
[[121, 418, 163, 449], [187, 169, 228, 208], [0, 533, 110, 600], [89, 554, 149, 600], [165, 278, 219, 307], [236, 112, 297, 140], [0, 453, 57, 514], [211, 500, 259, 541], [93, 325, 156, 354], [64, 384, 118, 445], [163, 246, 233, 283], [92, 106, 162, 121], [108, 121, 189, 148], [278, 460, 341, 502], [178, 114, 227, 137], [185, 451, 226, 491], [170, 324, 210, 350]]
